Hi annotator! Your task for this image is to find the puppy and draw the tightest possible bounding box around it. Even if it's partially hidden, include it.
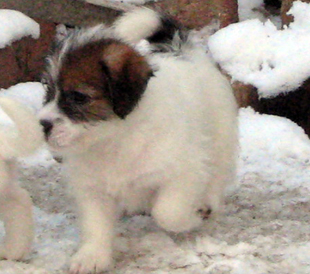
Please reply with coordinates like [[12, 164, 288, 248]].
[[39, 8, 238, 274], [0, 97, 43, 260]]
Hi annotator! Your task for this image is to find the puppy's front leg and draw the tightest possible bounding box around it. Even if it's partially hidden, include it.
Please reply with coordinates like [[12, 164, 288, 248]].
[[70, 191, 116, 274], [0, 161, 34, 261], [0, 185, 34, 260]]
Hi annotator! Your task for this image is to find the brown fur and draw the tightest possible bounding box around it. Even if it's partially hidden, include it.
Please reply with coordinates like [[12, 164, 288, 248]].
[[57, 40, 153, 121]]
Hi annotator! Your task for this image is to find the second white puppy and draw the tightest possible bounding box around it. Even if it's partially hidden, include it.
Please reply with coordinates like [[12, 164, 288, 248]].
[[39, 8, 238, 274], [0, 97, 43, 260]]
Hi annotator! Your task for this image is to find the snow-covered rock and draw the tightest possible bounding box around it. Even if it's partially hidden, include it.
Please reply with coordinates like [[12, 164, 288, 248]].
[[209, 1, 310, 98]]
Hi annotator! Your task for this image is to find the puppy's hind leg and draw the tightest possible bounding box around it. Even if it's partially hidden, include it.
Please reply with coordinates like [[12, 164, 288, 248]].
[[152, 174, 206, 233], [0, 160, 34, 261], [204, 131, 238, 214]]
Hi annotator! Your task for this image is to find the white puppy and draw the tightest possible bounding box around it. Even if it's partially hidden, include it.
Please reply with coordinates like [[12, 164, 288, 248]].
[[39, 8, 238, 274], [0, 97, 43, 260]]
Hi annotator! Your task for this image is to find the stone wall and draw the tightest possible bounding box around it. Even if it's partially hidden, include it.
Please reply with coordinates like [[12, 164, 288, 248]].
[[0, 20, 56, 89], [1, 0, 310, 135]]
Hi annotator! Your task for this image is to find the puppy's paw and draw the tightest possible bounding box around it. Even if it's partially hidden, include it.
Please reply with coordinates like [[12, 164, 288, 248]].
[[0, 242, 31, 261], [69, 244, 113, 274], [0, 227, 33, 260], [152, 200, 203, 233], [205, 192, 224, 213], [0, 246, 5, 260]]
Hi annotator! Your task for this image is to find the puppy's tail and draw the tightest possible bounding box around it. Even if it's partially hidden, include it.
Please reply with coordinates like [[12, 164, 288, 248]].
[[0, 97, 43, 159], [113, 7, 187, 48]]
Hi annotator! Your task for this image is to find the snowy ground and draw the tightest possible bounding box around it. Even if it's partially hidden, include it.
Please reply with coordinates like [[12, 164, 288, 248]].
[[1, 1, 310, 274], [1, 100, 310, 274]]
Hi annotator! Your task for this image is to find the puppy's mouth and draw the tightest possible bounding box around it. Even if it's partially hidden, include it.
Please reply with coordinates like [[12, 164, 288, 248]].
[[40, 118, 84, 150], [47, 132, 73, 149]]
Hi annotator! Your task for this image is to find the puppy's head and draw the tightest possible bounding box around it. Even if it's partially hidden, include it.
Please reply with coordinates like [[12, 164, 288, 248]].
[[39, 30, 153, 155]]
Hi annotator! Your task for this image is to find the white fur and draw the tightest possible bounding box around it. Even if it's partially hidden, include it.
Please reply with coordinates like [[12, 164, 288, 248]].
[[0, 97, 43, 260], [39, 9, 238, 274], [113, 7, 162, 43]]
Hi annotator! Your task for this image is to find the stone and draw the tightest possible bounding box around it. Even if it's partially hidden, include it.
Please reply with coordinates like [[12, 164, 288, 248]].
[[0, 19, 56, 89]]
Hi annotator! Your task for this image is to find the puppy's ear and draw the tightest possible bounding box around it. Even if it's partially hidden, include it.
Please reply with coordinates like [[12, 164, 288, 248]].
[[101, 42, 153, 119]]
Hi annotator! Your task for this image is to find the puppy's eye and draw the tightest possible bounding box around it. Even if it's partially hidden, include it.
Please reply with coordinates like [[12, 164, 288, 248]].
[[69, 91, 90, 105]]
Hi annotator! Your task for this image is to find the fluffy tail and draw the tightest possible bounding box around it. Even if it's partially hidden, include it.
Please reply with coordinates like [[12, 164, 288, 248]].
[[0, 97, 43, 159], [113, 7, 187, 46]]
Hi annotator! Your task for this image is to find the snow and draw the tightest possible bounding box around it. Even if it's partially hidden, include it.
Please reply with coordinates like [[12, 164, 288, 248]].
[[0, 82, 45, 113], [0, 82, 45, 134], [1, 94, 310, 273], [238, 0, 265, 21], [0, 10, 39, 49], [0, 105, 14, 127], [209, 1, 310, 98], [1, 4, 310, 274], [239, 107, 310, 165]]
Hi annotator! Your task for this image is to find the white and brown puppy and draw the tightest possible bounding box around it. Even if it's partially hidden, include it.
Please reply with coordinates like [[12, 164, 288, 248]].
[[39, 8, 238, 274], [0, 97, 43, 261]]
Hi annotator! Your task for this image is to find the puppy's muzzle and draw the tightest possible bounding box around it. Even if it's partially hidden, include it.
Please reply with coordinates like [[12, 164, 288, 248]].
[[40, 119, 53, 138]]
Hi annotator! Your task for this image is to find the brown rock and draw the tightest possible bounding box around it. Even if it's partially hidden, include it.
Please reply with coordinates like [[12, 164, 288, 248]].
[[232, 81, 259, 109], [0, 0, 119, 27], [0, 45, 21, 88], [21, 19, 56, 83], [256, 79, 310, 136], [0, 19, 56, 89], [149, 0, 238, 29]]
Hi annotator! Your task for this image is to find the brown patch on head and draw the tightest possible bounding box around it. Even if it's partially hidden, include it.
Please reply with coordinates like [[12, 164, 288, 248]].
[[58, 41, 113, 121], [57, 39, 153, 122], [103, 42, 150, 76], [101, 41, 153, 118]]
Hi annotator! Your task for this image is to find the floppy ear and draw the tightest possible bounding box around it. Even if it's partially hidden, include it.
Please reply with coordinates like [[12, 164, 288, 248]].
[[101, 42, 153, 119]]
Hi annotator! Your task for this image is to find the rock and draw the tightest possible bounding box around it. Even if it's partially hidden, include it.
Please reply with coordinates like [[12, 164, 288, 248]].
[[149, 0, 238, 29], [0, 0, 119, 27], [232, 81, 259, 109], [0, 19, 56, 89], [255, 78, 310, 137]]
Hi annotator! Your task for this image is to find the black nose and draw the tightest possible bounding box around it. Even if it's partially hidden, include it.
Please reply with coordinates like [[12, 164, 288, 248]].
[[40, 120, 53, 138]]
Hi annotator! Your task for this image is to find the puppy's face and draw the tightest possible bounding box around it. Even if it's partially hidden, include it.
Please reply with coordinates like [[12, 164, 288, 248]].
[[39, 36, 153, 155]]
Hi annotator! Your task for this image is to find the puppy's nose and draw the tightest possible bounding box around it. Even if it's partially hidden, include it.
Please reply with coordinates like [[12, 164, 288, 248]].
[[40, 120, 53, 138]]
